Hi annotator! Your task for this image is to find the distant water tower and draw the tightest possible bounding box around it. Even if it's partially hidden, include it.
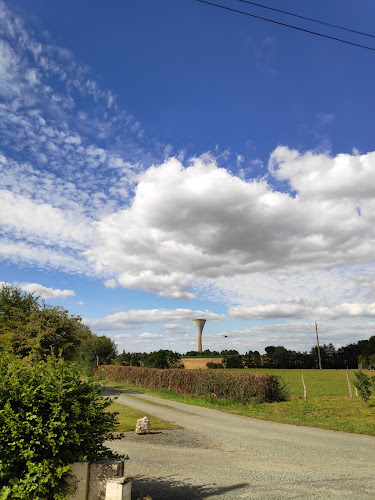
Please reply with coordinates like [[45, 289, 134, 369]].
[[192, 318, 206, 353]]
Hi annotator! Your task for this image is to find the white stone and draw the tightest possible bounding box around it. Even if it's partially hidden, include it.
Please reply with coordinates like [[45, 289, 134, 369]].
[[135, 416, 150, 434]]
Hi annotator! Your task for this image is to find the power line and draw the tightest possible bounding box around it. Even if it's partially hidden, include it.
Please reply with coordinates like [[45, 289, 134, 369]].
[[196, 0, 375, 52], [234, 0, 375, 40]]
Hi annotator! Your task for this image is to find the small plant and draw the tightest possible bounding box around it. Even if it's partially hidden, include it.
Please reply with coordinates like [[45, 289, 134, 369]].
[[353, 371, 372, 404], [0, 355, 122, 499]]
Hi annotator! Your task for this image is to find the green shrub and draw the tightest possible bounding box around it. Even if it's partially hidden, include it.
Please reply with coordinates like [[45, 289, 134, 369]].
[[206, 362, 224, 369], [354, 371, 372, 404], [98, 365, 289, 404], [0, 355, 121, 499]]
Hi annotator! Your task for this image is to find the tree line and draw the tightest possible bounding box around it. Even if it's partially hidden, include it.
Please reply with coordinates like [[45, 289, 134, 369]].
[[0, 284, 117, 374], [2, 283, 375, 370], [182, 341, 375, 369]]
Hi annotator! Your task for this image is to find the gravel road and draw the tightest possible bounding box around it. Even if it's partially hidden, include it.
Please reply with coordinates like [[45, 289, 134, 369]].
[[103, 387, 375, 500]]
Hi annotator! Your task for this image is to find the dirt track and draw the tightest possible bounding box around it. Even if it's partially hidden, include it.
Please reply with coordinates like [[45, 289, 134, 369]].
[[104, 387, 375, 500]]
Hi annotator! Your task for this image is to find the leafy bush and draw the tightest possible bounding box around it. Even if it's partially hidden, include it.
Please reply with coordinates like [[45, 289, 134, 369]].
[[0, 355, 121, 499], [354, 371, 372, 404], [206, 362, 224, 369], [99, 365, 289, 404]]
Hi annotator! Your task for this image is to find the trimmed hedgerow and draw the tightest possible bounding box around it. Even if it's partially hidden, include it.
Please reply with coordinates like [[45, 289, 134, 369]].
[[98, 365, 289, 404], [0, 355, 122, 500]]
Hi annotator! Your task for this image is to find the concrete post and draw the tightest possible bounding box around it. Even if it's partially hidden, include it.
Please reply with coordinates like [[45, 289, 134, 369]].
[[105, 477, 132, 500], [192, 318, 206, 353]]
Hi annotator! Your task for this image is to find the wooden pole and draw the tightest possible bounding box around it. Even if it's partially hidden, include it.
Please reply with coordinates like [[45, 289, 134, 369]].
[[302, 372, 307, 399], [346, 371, 352, 397], [315, 321, 322, 370]]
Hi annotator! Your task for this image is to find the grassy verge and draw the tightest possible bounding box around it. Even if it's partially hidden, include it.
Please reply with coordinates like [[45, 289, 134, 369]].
[[107, 401, 182, 432], [100, 375, 375, 436]]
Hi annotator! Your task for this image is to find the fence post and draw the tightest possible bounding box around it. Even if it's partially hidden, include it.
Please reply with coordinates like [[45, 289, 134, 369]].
[[346, 371, 352, 397], [302, 372, 307, 399]]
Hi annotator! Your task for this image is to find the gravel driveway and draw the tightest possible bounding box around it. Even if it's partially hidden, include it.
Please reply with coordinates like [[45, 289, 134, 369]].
[[103, 387, 375, 500]]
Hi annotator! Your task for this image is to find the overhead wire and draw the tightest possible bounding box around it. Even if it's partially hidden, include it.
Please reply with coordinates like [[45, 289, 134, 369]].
[[234, 0, 375, 40], [196, 0, 375, 52]]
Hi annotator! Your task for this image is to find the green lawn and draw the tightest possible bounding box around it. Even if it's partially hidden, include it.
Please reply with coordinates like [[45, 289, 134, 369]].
[[99, 369, 375, 436], [107, 401, 182, 432]]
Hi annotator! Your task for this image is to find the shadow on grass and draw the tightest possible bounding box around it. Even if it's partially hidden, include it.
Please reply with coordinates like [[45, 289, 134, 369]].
[[101, 385, 141, 395], [132, 475, 249, 499]]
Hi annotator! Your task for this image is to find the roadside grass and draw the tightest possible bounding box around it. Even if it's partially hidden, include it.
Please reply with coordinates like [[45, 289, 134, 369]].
[[99, 371, 375, 436], [107, 401, 182, 432]]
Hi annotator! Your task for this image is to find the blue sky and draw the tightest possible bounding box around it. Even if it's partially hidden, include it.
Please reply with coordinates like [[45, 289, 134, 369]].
[[2, 0, 375, 354]]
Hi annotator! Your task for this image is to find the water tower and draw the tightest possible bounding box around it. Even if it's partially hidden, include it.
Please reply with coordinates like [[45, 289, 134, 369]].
[[192, 318, 206, 353]]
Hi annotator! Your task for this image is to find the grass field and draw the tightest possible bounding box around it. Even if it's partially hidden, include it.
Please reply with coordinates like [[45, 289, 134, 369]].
[[245, 368, 372, 398], [107, 401, 181, 432], [99, 368, 375, 436]]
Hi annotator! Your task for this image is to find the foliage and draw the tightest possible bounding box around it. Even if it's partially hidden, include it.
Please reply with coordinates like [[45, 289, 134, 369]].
[[0, 284, 91, 361], [206, 362, 224, 369], [77, 334, 118, 375], [353, 371, 372, 404], [0, 355, 121, 499], [222, 355, 244, 369], [98, 365, 289, 404], [102, 374, 375, 437], [112, 349, 182, 369], [144, 350, 182, 369], [113, 350, 144, 366]]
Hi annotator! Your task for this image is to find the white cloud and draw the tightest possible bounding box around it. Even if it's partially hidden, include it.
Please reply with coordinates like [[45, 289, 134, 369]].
[[84, 150, 375, 298], [269, 145, 375, 201], [228, 300, 375, 321], [139, 332, 163, 338], [113, 333, 131, 339], [18, 282, 75, 300], [163, 323, 191, 334], [104, 279, 118, 288], [85, 308, 225, 331]]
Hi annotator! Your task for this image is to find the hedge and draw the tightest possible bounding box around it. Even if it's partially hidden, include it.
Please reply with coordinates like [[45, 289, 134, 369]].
[[98, 365, 289, 404]]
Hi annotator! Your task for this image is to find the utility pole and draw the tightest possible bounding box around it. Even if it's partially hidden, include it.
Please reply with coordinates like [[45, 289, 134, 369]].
[[315, 321, 322, 370]]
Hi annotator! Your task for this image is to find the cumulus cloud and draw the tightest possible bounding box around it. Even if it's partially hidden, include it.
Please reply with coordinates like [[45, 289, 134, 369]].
[[85, 148, 375, 298], [0, 281, 75, 300], [163, 323, 191, 334], [139, 332, 163, 338], [228, 300, 375, 320], [85, 308, 225, 331], [18, 282, 75, 300]]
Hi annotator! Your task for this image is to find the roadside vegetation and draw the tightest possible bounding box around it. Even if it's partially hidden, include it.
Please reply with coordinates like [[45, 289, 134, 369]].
[[98, 367, 375, 437], [0, 284, 121, 499], [99, 365, 288, 404]]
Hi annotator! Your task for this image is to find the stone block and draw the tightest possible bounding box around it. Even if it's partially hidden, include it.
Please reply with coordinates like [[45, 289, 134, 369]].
[[88, 460, 125, 500], [67, 462, 89, 500], [136, 416, 150, 434]]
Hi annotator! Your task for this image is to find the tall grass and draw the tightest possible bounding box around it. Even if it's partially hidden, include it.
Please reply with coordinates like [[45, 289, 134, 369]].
[[98, 365, 288, 404]]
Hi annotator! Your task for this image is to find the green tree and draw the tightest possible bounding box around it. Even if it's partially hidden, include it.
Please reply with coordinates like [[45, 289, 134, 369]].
[[354, 371, 372, 405], [144, 350, 182, 369], [0, 284, 92, 361]]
